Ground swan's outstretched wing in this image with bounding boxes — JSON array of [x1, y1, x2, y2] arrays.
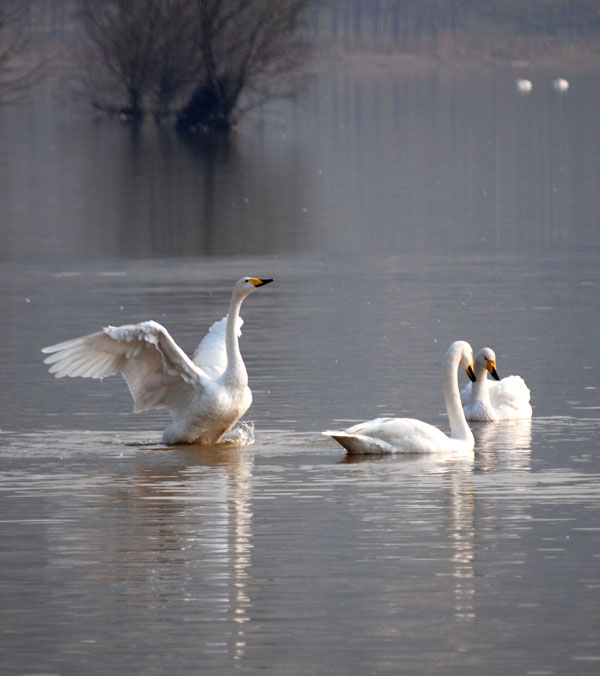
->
[[42, 320, 205, 413], [192, 314, 243, 379]]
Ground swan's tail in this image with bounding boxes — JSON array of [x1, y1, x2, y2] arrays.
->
[[322, 430, 390, 455]]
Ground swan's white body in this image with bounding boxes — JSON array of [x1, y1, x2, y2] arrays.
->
[[516, 78, 532, 93], [323, 341, 477, 454], [461, 347, 532, 422], [42, 277, 273, 444]]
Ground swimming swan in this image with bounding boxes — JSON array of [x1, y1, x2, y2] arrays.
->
[[323, 341, 477, 454], [461, 347, 532, 422], [42, 277, 273, 444]]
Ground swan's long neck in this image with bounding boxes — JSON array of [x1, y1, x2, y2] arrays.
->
[[444, 350, 474, 443], [472, 365, 492, 406], [224, 290, 247, 385]]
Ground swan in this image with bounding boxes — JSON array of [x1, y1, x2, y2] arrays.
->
[[323, 341, 477, 454], [461, 347, 532, 422], [552, 78, 569, 92], [516, 78, 532, 93], [42, 277, 273, 444]]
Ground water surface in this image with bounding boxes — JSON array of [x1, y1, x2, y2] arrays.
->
[[1, 62, 599, 675]]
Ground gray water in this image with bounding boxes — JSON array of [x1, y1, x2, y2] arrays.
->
[[1, 62, 600, 675]]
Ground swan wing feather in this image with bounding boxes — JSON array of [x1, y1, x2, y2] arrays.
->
[[323, 430, 397, 454], [488, 375, 532, 418], [192, 315, 243, 379], [460, 382, 473, 406], [42, 320, 206, 413]]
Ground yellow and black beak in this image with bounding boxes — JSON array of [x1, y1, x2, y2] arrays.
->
[[487, 360, 500, 381], [250, 278, 274, 287], [466, 363, 476, 382]]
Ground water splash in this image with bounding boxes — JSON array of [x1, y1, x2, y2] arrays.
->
[[221, 421, 255, 447]]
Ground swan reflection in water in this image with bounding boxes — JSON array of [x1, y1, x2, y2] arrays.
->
[[440, 420, 532, 625], [446, 466, 476, 623], [340, 417, 532, 626], [342, 452, 478, 623], [448, 419, 532, 621], [474, 418, 533, 472], [111, 442, 255, 661]]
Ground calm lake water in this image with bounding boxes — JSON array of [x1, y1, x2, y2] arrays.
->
[[1, 61, 600, 675]]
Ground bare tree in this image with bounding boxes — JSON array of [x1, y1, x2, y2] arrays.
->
[[75, 0, 315, 131], [0, 0, 45, 102], [149, 2, 203, 120], [176, 0, 315, 132], [78, 0, 196, 119]]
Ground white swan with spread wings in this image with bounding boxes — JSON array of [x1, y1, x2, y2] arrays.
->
[[42, 277, 273, 444]]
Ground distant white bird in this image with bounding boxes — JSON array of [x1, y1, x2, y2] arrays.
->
[[323, 341, 477, 454], [42, 277, 273, 445], [552, 78, 569, 92], [461, 347, 532, 422], [516, 78, 532, 93]]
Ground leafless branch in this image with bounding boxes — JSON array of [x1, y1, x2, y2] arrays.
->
[[73, 0, 315, 130]]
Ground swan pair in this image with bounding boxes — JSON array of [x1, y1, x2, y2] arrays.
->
[[324, 343, 531, 455]]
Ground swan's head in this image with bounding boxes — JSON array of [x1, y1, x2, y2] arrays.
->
[[449, 341, 476, 382], [234, 277, 274, 298], [476, 347, 500, 381]]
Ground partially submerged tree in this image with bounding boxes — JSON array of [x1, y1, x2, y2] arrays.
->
[[75, 0, 315, 131], [76, 0, 198, 120], [176, 0, 315, 132]]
